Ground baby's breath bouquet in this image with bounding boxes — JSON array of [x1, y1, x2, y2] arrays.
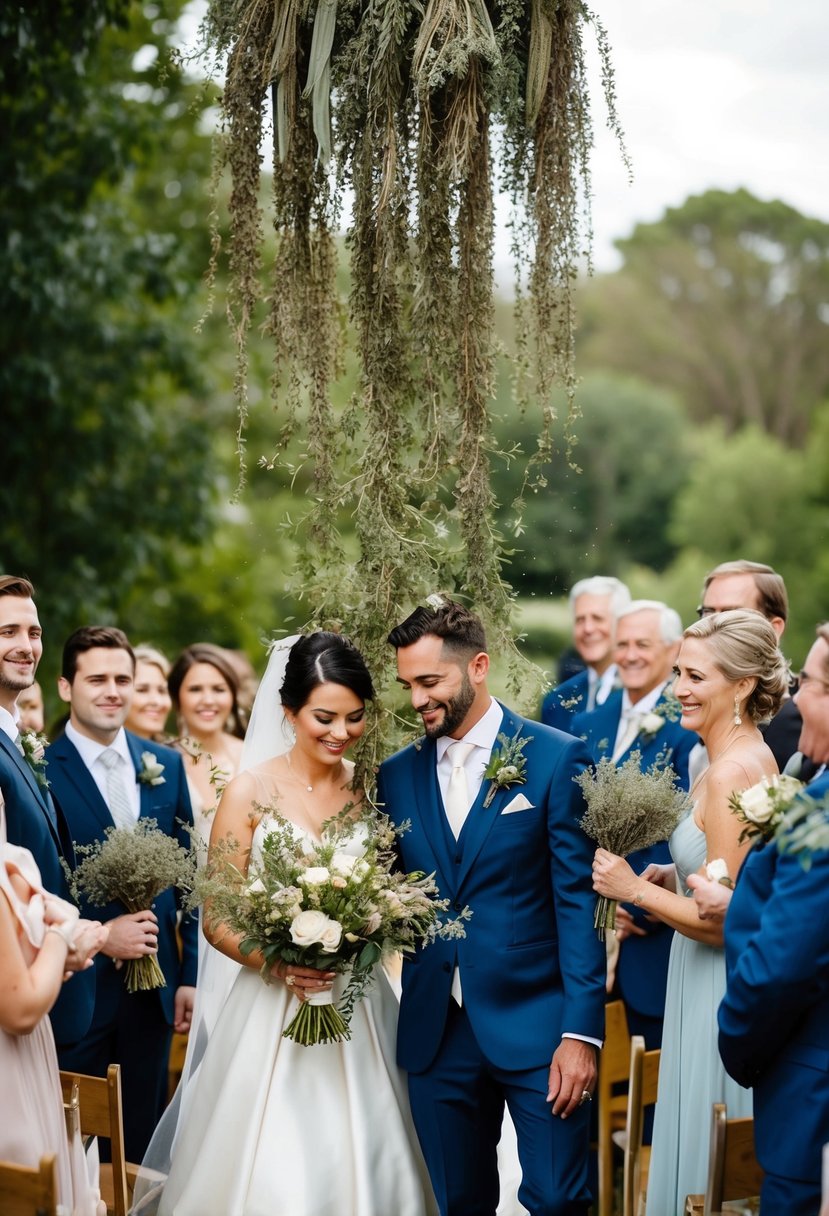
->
[[69, 819, 196, 992], [199, 811, 468, 1046], [577, 751, 692, 939]]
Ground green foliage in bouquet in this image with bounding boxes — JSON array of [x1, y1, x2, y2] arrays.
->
[[197, 810, 469, 1045], [68, 819, 196, 993], [577, 751, 691, 940]]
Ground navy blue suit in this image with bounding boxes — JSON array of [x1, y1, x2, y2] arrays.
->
[[540, 670, 590, 733], [719, 773, 829, 1216], [572, 691, 697, 1051], [378, 704, 605, 1216], [0, 729, 95, 1048], [46, 730, 197, 1160]]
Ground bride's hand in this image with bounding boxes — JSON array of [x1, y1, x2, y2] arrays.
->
[[272, 962, 336, 1002], [592, 849, 639, 902]]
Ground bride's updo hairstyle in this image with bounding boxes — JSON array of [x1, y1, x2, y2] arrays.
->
[[683, 609, 789, 724], [280, 632, 375, 712]]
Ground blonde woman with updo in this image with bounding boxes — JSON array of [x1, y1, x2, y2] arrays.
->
[[592, 610, 789, 1214], [124, 646, 172, 742]]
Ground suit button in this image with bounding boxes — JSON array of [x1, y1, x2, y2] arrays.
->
[[442, 962, 451, 973]]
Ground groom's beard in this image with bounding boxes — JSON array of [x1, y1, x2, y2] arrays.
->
[[421, 673, 475, 739]]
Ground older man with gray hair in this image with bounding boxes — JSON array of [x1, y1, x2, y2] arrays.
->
[[540, 576, 630, 732]]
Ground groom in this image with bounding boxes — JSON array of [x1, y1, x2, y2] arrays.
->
[[378, 600, 605, 1216]]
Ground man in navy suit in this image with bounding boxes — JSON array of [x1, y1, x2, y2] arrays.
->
[[572, 600, 696, 1051], [718, 621, 829, 1215], [378, 600, 605, 1216], [0, 575, 103, 1048], [540, 577, 630, 733], [47, 625, 198, 1160]]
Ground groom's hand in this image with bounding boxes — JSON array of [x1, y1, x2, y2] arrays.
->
[[547, 1039, 597, 1119]]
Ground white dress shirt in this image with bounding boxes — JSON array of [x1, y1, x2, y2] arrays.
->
[[612, 681, 668, 757], [64, 722, 140, 823], [0, 703, 20, 742], [588, 663, 619, 712]]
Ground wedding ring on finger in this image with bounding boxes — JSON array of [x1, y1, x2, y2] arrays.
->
[[579, 1090, 592, 1105]]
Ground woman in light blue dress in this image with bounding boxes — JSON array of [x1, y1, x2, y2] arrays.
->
[[592, 610, 789, 1214]]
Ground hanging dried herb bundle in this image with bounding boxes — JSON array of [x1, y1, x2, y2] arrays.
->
[[196, 0, 626, 783]]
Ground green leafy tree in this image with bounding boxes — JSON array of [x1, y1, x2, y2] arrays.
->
[[491, 374, 691, 595], [0, 0, 221, 657], [579, 189, 829, 444]]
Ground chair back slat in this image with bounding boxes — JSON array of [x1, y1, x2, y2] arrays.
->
[[59, 1064, 129, 1216], [703, 1103, 764, 1216], [620, 1036, 660, 1216], [0, 1154, 58, 1216], [598, 1000, 632, 1216]]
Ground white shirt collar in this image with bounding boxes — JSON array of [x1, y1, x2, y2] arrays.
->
[[435, 697, 504, 765], [594, 664, 619, 706], [620, 680, 668, 719], [0, 703, 21, 742], [65, 721, 133, 771]]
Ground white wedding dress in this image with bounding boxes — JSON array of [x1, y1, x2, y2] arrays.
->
[[147, 814, 436, 1216]]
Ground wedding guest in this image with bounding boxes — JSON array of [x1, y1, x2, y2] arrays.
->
[[696, 559, 799, 770], [168, 643, 245, 848], [46, 627, 197, 1161], [718, 624, 829, 1213], [124, 646, 172, 742], [0, 575, 99, 1051], [0, 792, 106, 1216], [573, 601, 696, 1053], [380, 600, 605, 1216], [540, 576, 630, 731], [16, 679, 45, 733], [592, 610, 788, 1215]]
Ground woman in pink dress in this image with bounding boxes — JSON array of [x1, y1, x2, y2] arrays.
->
[[0, 793, 107, 1215]]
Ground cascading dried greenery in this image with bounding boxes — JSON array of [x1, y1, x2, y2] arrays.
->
[[195, 0, 626, 783]]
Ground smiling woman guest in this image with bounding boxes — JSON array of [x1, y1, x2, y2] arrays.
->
[[592, 609, 789, 1215], [125, 647, 172, 742], [168, 644, 245, 849]]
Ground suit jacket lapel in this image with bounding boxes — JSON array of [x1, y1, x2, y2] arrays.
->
[[0, 729, 62, 844], [456, 704, 525, 891], [52, 736, 114, 835], [409, 738, 455, 897], [126, 732, 153, 819]]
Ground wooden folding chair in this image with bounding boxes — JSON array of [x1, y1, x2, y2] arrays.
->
[[597, 999, 632, 1216], [612, 1036, 660, 1216], [0, 1154, 58, 1216], [60, 1064, 130, 1216], [684, 1102, 764, 1216]]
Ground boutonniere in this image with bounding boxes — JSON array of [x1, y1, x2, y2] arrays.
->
[[638, 712, 665, 740], [138, 752, 166, 787], [775, 787, 829, 868], [20, 730, 49, 789], [482, 730, 532, 808]]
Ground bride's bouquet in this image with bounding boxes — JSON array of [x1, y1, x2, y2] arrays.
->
[[199, 810, 469, 1045], [576, 751, 692, 940]]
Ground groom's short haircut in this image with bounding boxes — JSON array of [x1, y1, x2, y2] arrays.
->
[[62, 625, 135, 683], [388, 600, 487, 661], [702, 560, 788, 624], [0, 575, 35, 600]]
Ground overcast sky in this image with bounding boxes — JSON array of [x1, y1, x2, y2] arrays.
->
[[581, 0, 829, 269]]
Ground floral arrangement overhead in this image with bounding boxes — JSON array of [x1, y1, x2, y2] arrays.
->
[[191, 0, 625, 779]]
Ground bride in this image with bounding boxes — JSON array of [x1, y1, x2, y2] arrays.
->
[[133, 632, 436, 1216]]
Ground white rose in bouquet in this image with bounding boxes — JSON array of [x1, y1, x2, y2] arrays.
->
[[330, 853, 358, 876], [247, 877, 266, 895], [320, 919, 344, 952], [299, 866, 331, 885], [290, 909, 334, 947]]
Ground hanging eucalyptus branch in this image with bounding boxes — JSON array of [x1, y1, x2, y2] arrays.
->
[[196, 0, 626, 782]]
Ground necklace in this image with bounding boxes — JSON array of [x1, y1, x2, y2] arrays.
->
[[287, 751, 314, 793]]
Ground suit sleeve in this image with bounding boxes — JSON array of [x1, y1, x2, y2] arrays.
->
[[545, 735, 606, 1041], [718, 841, 829, 1086]]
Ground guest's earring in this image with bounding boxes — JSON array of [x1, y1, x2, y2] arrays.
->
[[733, 696, 742, 726]]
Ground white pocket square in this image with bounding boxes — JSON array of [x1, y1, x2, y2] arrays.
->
[[501, 794, 534, 814]]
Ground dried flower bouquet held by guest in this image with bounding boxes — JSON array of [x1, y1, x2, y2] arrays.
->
[[576, 750, 691, 939], [68, 818, 196, 992], [197, 808, 469, 1045]]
